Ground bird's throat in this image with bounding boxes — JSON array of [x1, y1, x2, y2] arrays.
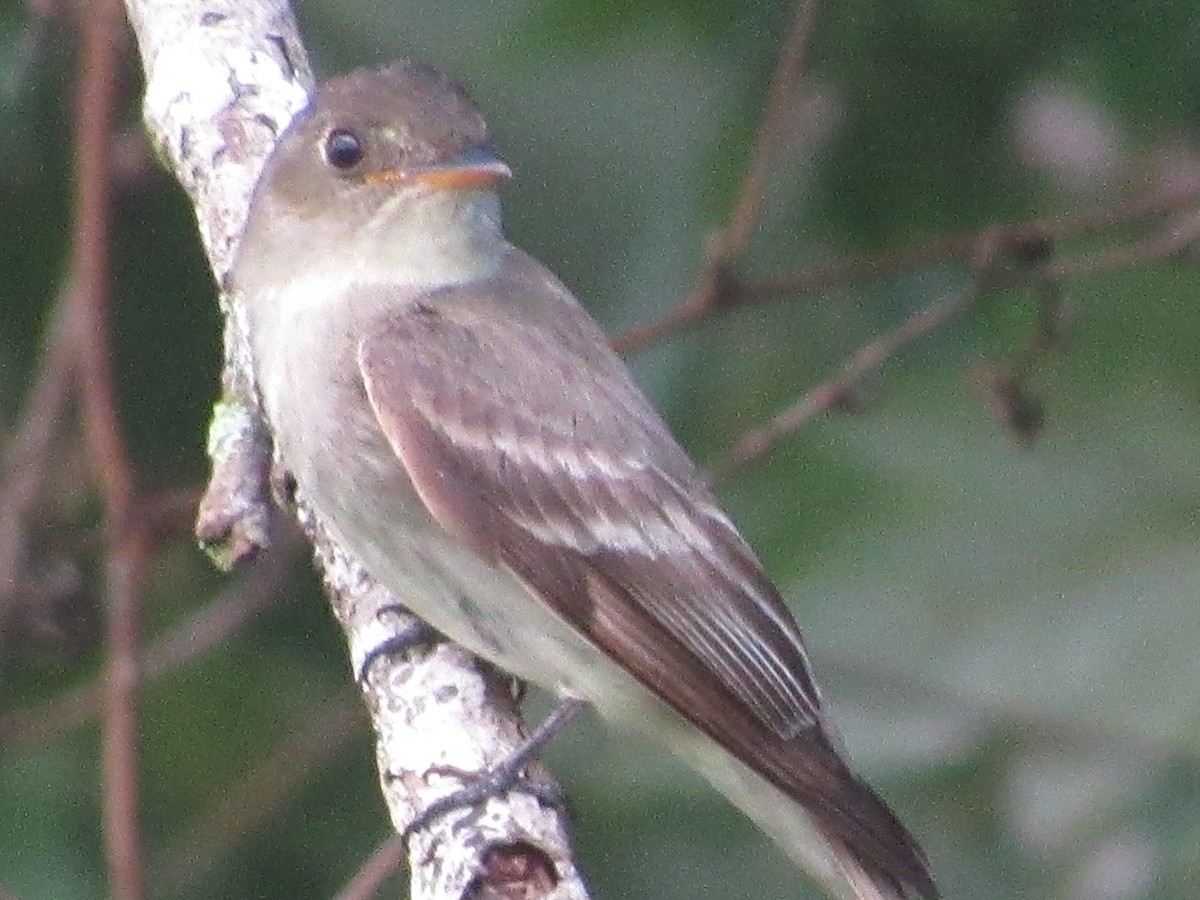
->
[[360, 189, 507, 289]]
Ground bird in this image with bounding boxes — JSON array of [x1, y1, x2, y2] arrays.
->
[[232, 60, 938, 900]]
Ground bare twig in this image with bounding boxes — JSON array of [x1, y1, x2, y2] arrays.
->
[[718, 0, 825, 263], [68, 2, 144, 898], [711, 234, 1007, 477], [615, 0, 825, 356], [0, 298, 76, 625], [1042, 206, 1200, 279], [0, 534, 297, 746], [613, 183, 1200, 354], [747, 185, 1200, 302], [988, 204, 1200, 436], [334, 834, 408, 900], [707, 186, 1200, 473], [71, 20, 132, 521]]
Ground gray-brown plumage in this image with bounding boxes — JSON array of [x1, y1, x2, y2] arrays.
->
[[234, 61, 937, 899]]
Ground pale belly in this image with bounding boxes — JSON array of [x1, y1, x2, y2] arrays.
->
[[260, 320, 651, 711]]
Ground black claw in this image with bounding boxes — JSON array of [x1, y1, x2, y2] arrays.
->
[[404, 775, 564, 843], [402, 697, 587, 844], [357, 615, 438, 683]]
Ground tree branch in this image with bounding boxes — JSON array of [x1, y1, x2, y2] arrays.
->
[[122, 1, 587, 897], [69, 2, 144, 896], [615, 0, 826, 356], [613, 181, 1200, 355], [717, 0, 824, 263]]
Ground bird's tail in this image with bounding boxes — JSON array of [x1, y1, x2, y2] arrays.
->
[[830, 842, 934, 900], [676, 730, 938, 899]]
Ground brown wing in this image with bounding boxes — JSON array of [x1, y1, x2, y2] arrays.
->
[[357, 250, 935, 897]]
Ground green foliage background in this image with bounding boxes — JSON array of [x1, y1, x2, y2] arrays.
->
[[2, 1, 1199, 898]]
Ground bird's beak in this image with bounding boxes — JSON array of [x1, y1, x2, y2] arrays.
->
[[366, 147, 512, 191]]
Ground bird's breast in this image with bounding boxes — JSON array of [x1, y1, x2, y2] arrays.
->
[[244, 276, 605, 697]]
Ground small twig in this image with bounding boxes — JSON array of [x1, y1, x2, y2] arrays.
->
[[975, 204, 1200, 441], [150, 696, 366, 898], [71, 16, 133, 522], [613, 183, 1200, 354], [69, 3, 144, 899], [0, 535, 297, 747], [703, 179, 1200, 471], [630, 183, 1200, 472], [0, 297, 76, 622], [969, 239, 1061, 441], [711, 234, 1006, 478], [1041, 206, 1200, 279], [333, 834, 408, 900], [718, 0, 824, 263], [743, 187, 1197, 301], [615, 0, 825, 356]]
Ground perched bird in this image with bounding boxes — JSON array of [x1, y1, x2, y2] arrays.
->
[[233, 61, 937, 899]]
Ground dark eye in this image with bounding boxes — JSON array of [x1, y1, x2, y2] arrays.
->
[[324, 128, 365, 169]]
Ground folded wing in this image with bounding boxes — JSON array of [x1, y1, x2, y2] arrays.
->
[[356, 249, 935, 897]]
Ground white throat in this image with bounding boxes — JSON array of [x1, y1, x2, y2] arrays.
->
[[355, 188, 507, 289], [238, 186, 509, 417]]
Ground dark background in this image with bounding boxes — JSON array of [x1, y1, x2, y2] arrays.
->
[[2, 1, 1199, 898]]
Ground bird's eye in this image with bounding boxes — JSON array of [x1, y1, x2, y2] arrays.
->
[[324, 128, 365, 169]]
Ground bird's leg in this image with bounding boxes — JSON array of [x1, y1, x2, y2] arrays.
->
[[403, 696, 588, 842]]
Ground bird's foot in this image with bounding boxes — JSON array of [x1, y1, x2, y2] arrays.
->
[[356, 611, 438, 683], [403, 697, 587, 842]]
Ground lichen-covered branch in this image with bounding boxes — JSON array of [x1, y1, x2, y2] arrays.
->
[[121, 2, 587, 896]]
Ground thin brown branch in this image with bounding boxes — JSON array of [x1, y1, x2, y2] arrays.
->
[[69, 4, 142, 897], [151, 696, 366, 898], [742, 185, 1200, 301], [0, 297, 76, 620], [1041, 206, 1200, 279], [71, 21, 133, 522], [971, 204, 1200, 441], [719, 0, 824, 262], [615, 0, 824, 357], [711, 235, 1005, 478], [707, 188, 1200, 473], [0, 535, 297, 746], [98, 546, 146, 900], [613, 183, 1200, 354], [334, 834, 407, 900]]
